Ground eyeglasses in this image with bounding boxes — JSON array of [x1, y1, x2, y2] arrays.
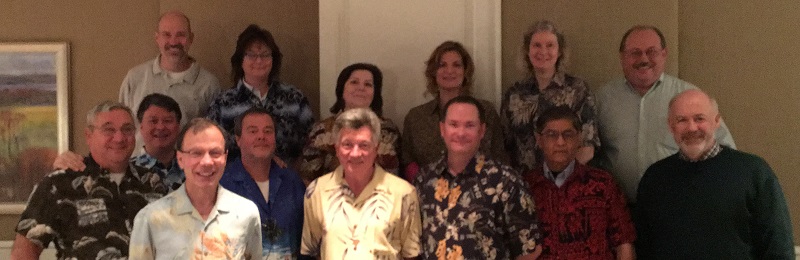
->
[[178, 148, 227, 159], [244, 52, 272, 61], [541, 130, 579, 141], [89, 125, 136, 137], [623, 47, 662, 59], [339, 141, 374, 151]]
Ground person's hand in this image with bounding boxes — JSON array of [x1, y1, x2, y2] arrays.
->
[[52, 151, 86, 171]]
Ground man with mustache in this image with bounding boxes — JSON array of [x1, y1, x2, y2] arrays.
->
[[119, 11, 220, 142], [219, 107, 305, 259], [635, 89, 794, 258], [594, 25, 735, 205]]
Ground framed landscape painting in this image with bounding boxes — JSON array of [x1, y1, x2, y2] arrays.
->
[[0, 42, 69, 213]]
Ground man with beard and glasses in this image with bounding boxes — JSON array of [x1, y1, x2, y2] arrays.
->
[[594, 25, 735, 205], [119, 10, 220, 150], [635, 89, 794, 259]]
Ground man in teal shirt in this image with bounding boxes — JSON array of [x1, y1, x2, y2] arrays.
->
[[595, 25, 735, 203]]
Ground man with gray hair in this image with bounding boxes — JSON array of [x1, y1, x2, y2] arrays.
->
[[302, 108, 421, 259], [595, 25, 736, 203], [635, 89, 793, 258], [12, 101, 167, 259]]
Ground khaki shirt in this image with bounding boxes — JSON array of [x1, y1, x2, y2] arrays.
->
[[301, 165, 421, 259]]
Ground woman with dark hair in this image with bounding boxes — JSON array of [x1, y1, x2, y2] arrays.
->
[[501, 20, 599, 174], [401, 41, 507, 178], [207, 24, 313, 162], [297, 63, 401, 184]]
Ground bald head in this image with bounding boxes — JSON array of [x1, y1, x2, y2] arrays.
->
[[158, 11, 192, 33], [668, 89, 722, 160], [668, 89, 719, 115], [155, 11, 194, 66]]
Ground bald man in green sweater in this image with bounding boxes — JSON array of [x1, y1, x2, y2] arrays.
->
[[635, 89, 794, 259]]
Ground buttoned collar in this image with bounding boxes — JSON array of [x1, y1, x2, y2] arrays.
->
[[151, 55, 200, 84]]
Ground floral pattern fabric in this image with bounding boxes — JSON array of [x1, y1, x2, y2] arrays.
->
[[501, 73, 600, 174], [298, 115, 401, 183], [413, 153, 542, 259], [523, 162, 635, 259], [131, 152, 184, 192], [129, 185, 262, 259], [301, 165, 421, 259], [207, 80, 314, 161], [16, 156, 167, 259]]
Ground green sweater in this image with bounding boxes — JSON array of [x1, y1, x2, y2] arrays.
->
[[635, 147, 794, 259]]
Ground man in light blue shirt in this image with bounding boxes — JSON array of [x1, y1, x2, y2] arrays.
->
[[129, 118, 262, 259], [595, 25, 735, 203]]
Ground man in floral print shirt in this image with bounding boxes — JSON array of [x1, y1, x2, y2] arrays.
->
[[414, 96, 542, 260], [12, 101, 168, 259]]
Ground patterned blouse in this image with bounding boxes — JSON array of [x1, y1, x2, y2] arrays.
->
[[501, 72, 600, 174], [301, 165, 421, 259], [16, 156, 166, 259], [298, 115, 401, 183], [207, 80, 314, 161], [413, 153, 541, 259], [523, 162, 635, 259]]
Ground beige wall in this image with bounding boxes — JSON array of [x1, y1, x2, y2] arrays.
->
[[503, 0, 800, 241], [2, 0, 798, 246], [0, 1, 318, 240]]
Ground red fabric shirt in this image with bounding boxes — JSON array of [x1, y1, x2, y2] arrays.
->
[[523, 162, 635, 259]]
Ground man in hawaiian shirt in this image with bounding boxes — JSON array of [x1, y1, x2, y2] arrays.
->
[[54, 93, 186, 191], [129, 118, 262, 259], [414, 95, 542, 260], [522, 106, 635, 259], [12, 101, 167, 259]]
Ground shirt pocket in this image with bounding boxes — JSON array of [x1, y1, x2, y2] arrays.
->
[[75, 198, 109, 227]]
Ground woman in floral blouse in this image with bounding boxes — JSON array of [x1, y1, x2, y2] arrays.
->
[[298, 63, 401, 184], [501, 20, 600, 174]]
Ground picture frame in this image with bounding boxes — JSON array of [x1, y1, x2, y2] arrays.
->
[[0, 42, 69, 214]]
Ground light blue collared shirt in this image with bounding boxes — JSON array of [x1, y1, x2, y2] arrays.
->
[[543, 160, 576, 188], [596, 73, 736, 202]]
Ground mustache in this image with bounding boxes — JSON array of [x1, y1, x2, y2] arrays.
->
[[680, 130, 705, 141], [165, 44, 184, 51], [633, 62, 652, 69]]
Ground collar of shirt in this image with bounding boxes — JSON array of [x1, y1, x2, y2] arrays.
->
[[85, 153, 144, 181], [172, 184, 231, 218], [151, 55, 200, 84], [241, 79, 269, 101], [626, 73, 665, 95], [542, 160, 576, 187], [325, 164, 390, 203], [432, 152, 485, 180], [679, 141, 722, 162]]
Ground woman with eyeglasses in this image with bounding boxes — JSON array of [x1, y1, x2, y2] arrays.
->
[[297, 63, 402, 184], [207, 24, 314, 163], [500, 20, 600, 175]]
